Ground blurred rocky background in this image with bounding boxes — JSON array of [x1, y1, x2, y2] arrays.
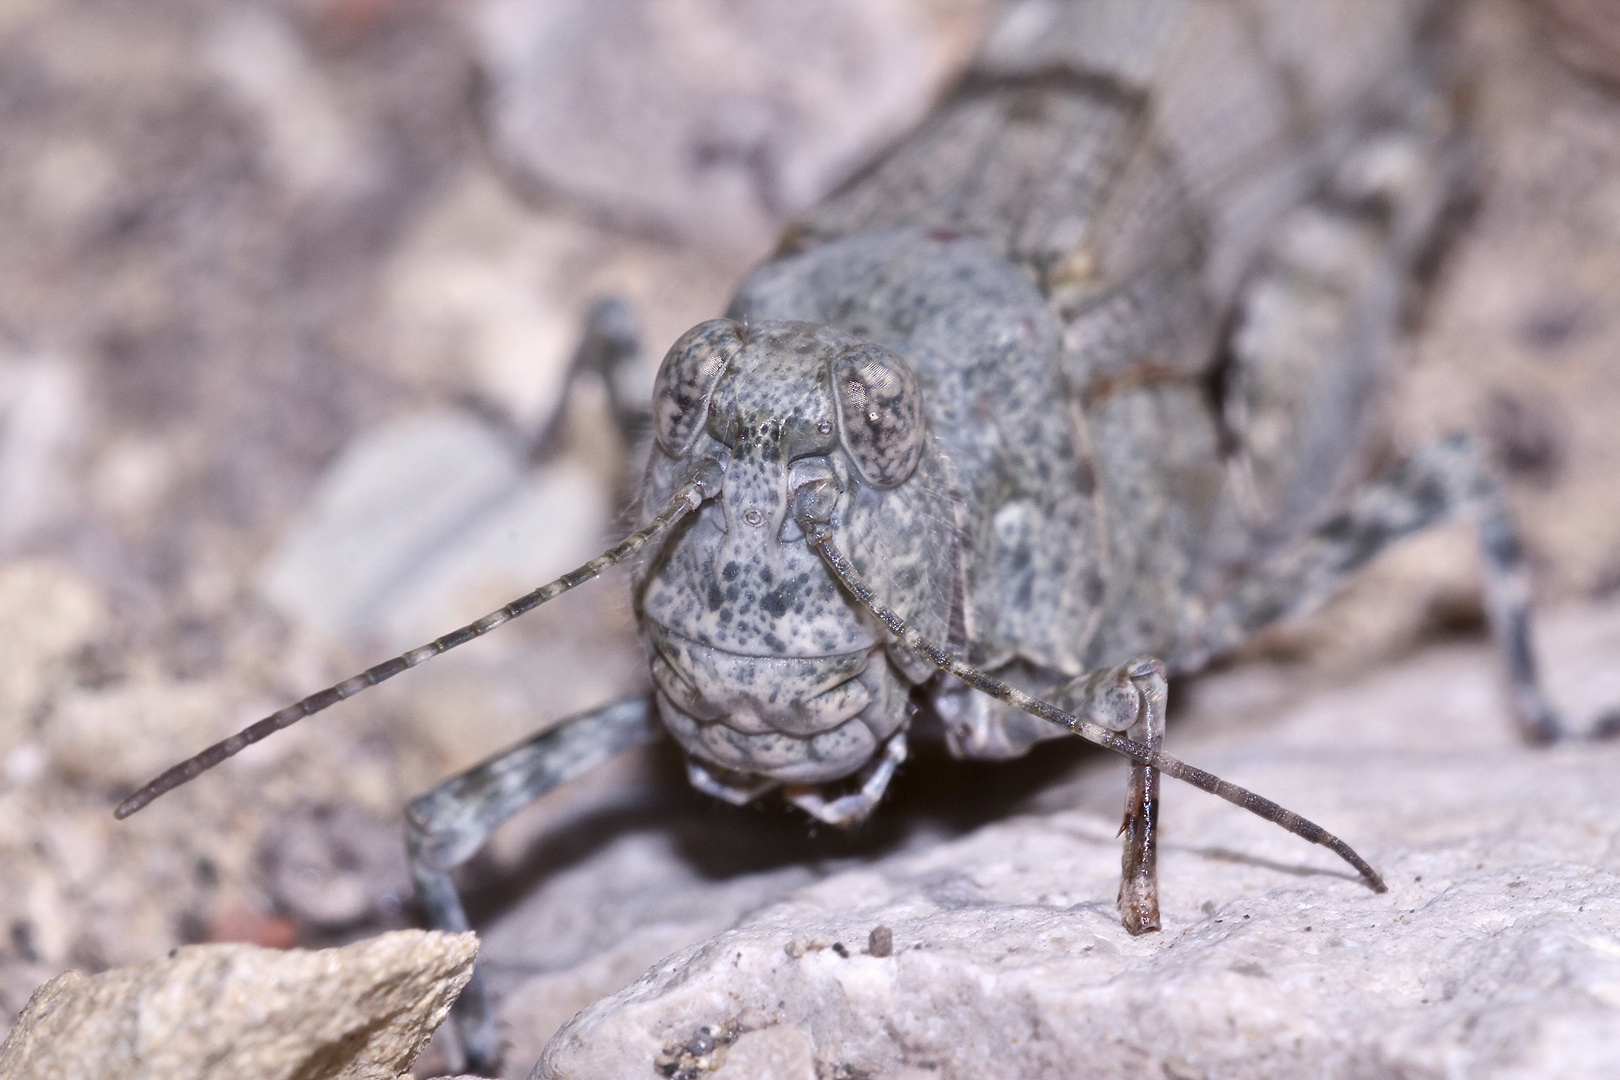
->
[[0, 0, 1617, 1077]]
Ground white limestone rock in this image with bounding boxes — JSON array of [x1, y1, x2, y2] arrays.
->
[[510, 602, 1620, 1079]]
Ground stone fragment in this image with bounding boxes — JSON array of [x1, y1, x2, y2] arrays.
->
[[203, 6, 377, 202], [250, 406, 637, 770], [43, 675, 246, 788], [0, 929, 477, 1080]]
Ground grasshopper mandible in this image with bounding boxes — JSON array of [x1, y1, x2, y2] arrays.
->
[[117, 0, 1570, 1072]]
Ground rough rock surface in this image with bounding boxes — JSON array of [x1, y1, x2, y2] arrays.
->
[[529, 603, 1620, 1080], [0, 929, 477, 1080]]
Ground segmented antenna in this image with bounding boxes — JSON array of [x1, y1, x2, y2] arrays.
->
[[802, 519, 1387, 894], [114, 459, 724, 820]]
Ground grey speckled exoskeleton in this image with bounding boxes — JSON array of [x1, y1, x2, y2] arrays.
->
[[115, 0, 1588, 1073]]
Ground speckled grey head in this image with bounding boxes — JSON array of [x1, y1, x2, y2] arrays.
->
[[634, 320, 956, 787]]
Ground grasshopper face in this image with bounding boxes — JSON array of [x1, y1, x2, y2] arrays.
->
[[635, 319, 955, 787]]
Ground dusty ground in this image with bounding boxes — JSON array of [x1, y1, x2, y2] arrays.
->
[[0, 0, 1618, 1076]]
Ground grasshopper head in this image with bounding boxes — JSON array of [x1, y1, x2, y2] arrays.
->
[[634, 319, 955, 787]]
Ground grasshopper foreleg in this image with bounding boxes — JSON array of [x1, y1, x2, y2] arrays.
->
[[783, 730, 910, 826], [405, 695, 659, 1075]]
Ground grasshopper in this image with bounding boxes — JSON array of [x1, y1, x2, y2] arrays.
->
[[117, 0, 1573, 1072]]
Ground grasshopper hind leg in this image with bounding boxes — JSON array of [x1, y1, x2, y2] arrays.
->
[[1193, 97, 1568, 740], [1186, 435, 1563, 744], [404, 695, 659, 1075]]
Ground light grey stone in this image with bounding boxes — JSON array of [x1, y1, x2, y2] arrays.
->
[[202, 6, 378, 203], [249, 406, 634, 772], [257, 410, 609, 650], [258, 411, 525, 644], [708, 1025, 816, 1080], [0, 356, 86, 552], [510, 601, 1620, 1079]]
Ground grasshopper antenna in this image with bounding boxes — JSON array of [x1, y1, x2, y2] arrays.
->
[[799, 510, 1387, 895], [115, 458, 725, 820]]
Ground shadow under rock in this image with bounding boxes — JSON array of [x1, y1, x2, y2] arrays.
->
[[452, 731, 1105, 930]]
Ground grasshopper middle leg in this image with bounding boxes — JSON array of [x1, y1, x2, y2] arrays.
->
[[405, 695, 659, 1075]]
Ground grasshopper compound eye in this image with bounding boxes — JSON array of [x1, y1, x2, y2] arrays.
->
[[652, 319, 744, 456], [831, 343, 925, 488]]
